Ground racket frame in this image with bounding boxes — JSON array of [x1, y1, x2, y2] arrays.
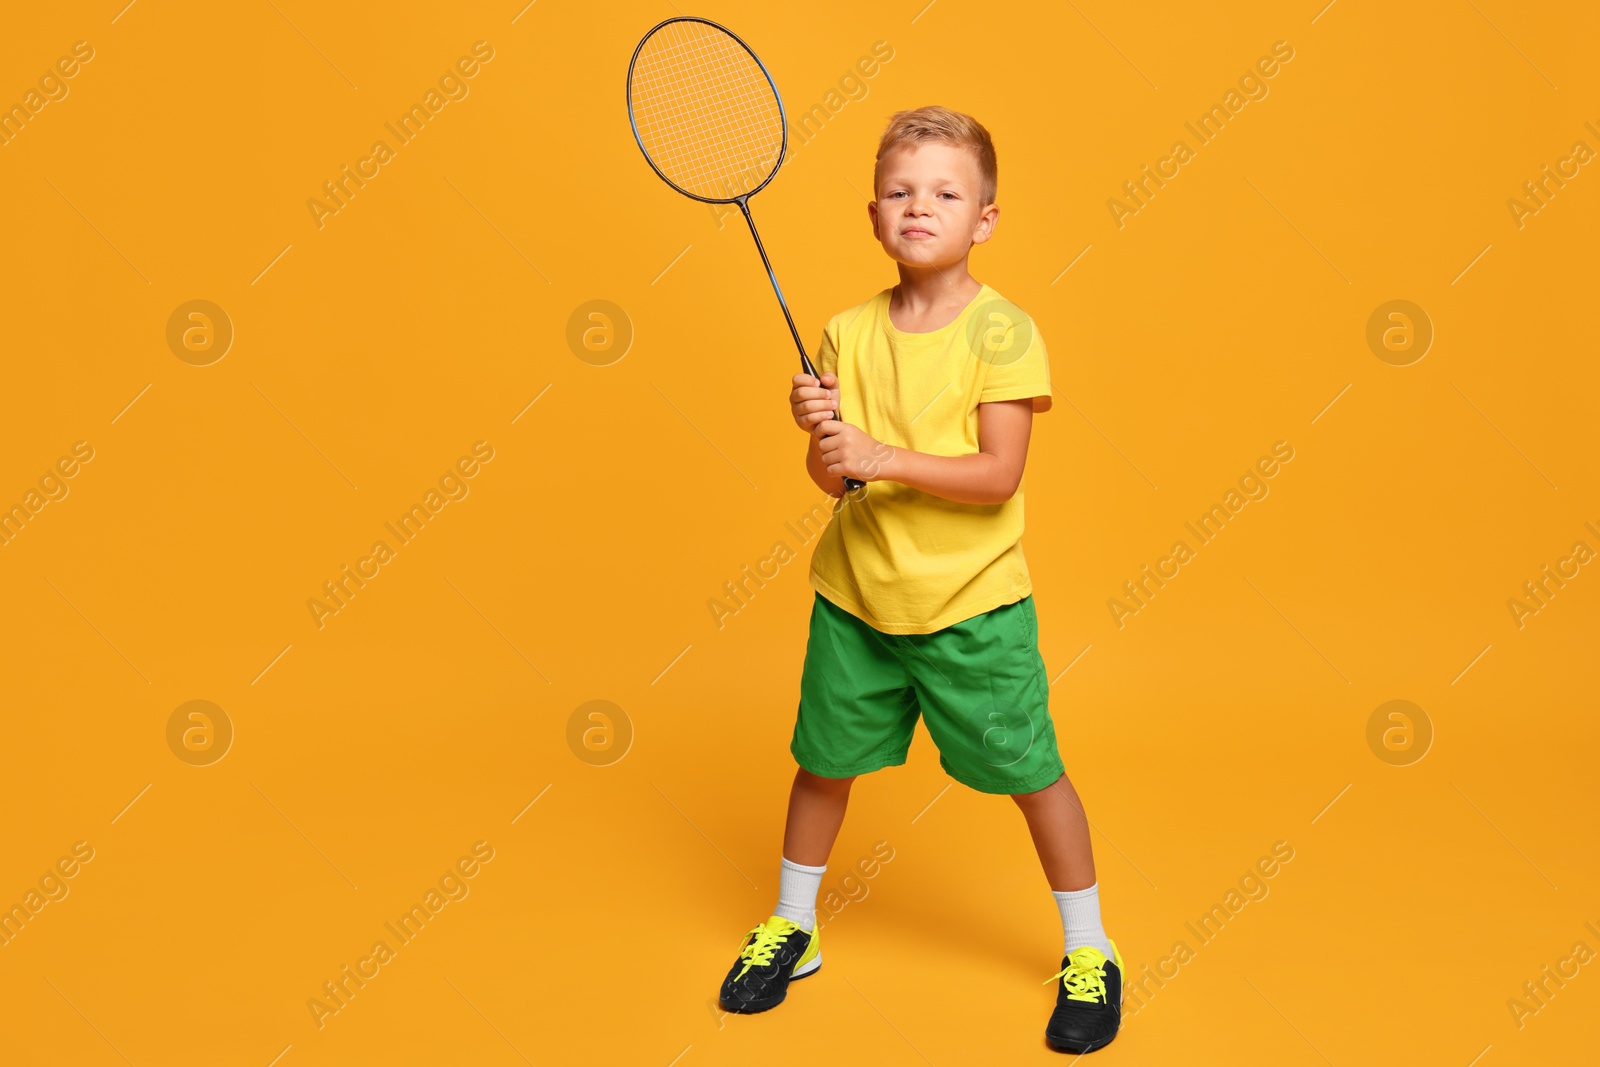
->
[[626, 16, 863, 491], [626, 17, 787, 208]]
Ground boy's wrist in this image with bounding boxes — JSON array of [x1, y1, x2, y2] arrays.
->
[[867, 440, 899, 484]]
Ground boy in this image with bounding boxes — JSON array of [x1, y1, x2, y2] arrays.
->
[[715, 107, 1124, 1054]]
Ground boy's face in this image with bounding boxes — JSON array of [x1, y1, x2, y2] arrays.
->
[[868, 142, 998, 269]]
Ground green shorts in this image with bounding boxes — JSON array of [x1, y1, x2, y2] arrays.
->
[[791, 591, 1066, 795]]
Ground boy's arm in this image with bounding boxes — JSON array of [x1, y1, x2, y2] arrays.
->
[[817, 398, 1034, 506]]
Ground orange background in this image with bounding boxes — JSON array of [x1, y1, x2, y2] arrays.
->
[[1, 1, 1596, 1064]]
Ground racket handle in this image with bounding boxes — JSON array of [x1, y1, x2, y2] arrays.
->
[[800, 357, 864, 492], [822, 405, 865, 493]]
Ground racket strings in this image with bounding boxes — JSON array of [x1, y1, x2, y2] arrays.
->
[[629, 20, 783, 200], [635, 25, 772, 189], [633, 25, 774, 195]]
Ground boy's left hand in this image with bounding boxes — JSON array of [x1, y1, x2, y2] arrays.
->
[[817, 420, 894, 483]]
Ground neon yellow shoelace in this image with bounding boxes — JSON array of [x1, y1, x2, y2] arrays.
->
[[1042, 947, 1109, 1003], [734, 918, 799, 980]]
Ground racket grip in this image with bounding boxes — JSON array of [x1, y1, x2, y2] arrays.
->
[[822, 406, 865, 492], [802, 358, 863, 492]]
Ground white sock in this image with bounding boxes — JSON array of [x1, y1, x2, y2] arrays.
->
[[1053, 882, 1114, 960], [773, 856, 827, 932]]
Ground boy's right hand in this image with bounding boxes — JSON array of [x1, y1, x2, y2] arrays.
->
[[790, 372, 841, 433]]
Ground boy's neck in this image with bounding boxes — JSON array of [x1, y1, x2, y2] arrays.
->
[[891, 260, 981, 315]]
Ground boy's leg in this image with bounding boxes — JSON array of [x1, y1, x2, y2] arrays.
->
[[900, 595, 1122, 1050], [772, 768, 855, 929], [1010, 771, 1095, 891], [782, 767, 856, 867], [1025, 773, 1123, 1055], [779, 590, 917, 925], [1011, 772, 1114, 960], [720, 767, 854, 1013], [720, 595, 912, 1014]]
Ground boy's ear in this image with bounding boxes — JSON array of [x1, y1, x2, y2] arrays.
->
[[866, 199, 880, 239], [971, 203, 1000, 245]]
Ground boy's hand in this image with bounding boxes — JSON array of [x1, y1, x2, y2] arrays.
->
[[790, 372, 841, 433], [817, 420, 893, 483]]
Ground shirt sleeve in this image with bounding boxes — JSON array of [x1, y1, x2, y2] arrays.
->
[[978, 318, 1053, 413]]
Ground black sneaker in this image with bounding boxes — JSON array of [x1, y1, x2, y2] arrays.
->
[[1042, 940, 1124, 1054], [718, 914, 822, 1014]]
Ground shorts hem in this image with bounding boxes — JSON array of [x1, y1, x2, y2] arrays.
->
[[941, 756, 1065, 796], [792, 745, 910, 779]]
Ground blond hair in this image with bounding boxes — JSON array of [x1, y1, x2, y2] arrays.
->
[[872, 105, 997, 205]]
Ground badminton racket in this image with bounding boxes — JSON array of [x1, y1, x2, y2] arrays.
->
[[626, 16, 864, 491]]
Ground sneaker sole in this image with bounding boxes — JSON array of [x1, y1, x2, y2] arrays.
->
[[720, 953, 823, 1014], [1045, 1031, 1118, 1055]]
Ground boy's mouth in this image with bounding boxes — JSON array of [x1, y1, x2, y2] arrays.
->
[[901, 227, 935, 238]]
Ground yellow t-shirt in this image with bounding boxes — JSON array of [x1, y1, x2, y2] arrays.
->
[[808, 283, 1053, 634]]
